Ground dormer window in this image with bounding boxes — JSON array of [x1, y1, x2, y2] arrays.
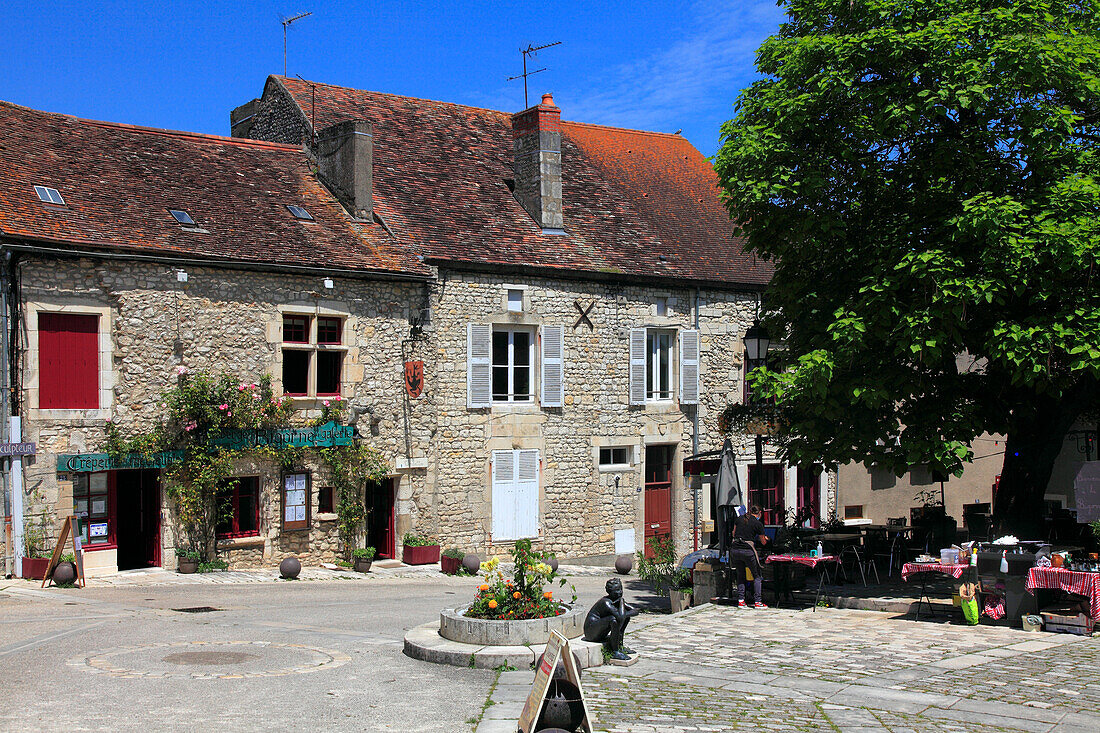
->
[[34, 186, 64, 205], [287, 205, 314, 221], [168, 209, 195, 226]]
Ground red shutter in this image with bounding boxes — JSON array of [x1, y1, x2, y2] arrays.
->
[[39, 313, 99, 409]]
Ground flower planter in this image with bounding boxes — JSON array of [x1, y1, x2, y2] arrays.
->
[[177, 559, 198, 574], [440, 555, 462, 575], [440, 604, 584, 646], [669, 589, 692, 613], [354, 559, 373, 573], [21, 557, 50, 580], [402, 544, 440, 566]]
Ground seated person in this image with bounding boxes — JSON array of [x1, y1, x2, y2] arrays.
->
[[729, 504, 769, 609], [583, 577, 639, 660]]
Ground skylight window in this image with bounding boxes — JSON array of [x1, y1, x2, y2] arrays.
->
[[286, 205, 314, 221], [168, 209, 195, 226], [34, 186, 64, 205]]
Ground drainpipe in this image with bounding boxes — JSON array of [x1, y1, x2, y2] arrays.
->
[[691, 288, 700, 551], [0, 250, 9, 576]]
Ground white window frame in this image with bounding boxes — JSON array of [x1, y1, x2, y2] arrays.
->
[[646, 329, 674, 402], [598, 446, 631, 470], [491, 326, 535, 403]]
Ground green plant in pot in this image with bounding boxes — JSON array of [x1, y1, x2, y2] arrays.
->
[[352, 546, 376, 573], [401, 532, 440, 565], [441, 548, 464, 575], [176, 548, 201, 574], [637, 534, 693, 613]]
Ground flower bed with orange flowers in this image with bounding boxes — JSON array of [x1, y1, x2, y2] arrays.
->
[[464, 539, 576, 621]]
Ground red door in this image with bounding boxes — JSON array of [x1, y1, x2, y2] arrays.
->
[[366, 478, 396, 559], [796, 467, 820, 529], [748, 464, 784, 526], [644, 446, 674, 558]]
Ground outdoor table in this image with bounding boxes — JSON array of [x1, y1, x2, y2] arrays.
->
[[901, 562, 971, 620], [766, 554, 840, 610], [1025, 567, 1100, 620]]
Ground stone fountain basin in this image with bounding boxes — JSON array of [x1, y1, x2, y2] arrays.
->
[[440, 603, 584, 646]]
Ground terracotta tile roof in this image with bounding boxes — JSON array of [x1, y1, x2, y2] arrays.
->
[[274, 76, 771, 287], [0, 100, 429, 278]]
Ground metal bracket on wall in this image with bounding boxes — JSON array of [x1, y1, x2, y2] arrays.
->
[[573, 299, 595, 330]]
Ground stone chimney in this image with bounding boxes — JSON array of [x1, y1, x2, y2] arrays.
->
[[314, 120, 373, 221], [511, 92, 563, 231]]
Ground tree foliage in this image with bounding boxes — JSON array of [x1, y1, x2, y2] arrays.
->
[[715, 0, 1100, 534]]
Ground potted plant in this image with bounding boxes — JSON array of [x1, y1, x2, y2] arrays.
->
[[401, 532, 440, 565], [441, 548, 464, 575], [176, 548, 200, 574], [352, 547, 376, 573], [21, 499, 54, 580], [637, 534, 694, 612]]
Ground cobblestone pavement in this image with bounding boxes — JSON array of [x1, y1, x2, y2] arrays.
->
[[478, 605, 1100, 733]]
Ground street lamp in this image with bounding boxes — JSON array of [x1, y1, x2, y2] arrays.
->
[[743, 320, 771, 494]]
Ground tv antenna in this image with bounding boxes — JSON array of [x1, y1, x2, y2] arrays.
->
[[281, 11, 312, 77], [507, 41, 561, 108]]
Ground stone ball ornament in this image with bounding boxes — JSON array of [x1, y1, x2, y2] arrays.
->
[[279, 556, 302, 580], [614, 554, 633, 575], [460, 553, 481, 575], [547, 556, 559, 573], [52, 561, 77, 586]]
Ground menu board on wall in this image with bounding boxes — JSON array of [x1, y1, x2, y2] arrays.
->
[[1074, 462, 1100, 522], [283, 472, 309, 529]]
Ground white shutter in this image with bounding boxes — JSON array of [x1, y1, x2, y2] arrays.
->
[[679, 329, 700, 405], [540, 325, 564, 408], [491, 450, 517, 539], [515, 449, 540, 538], [467, 324, 492, 408], [629, 328, 647, 405]]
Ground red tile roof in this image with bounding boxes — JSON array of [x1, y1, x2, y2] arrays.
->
[[272, 76, 771, 288], [0, 101, 429, 278]]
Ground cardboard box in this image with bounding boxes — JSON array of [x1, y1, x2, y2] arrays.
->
[[1040, 605, 1094, 635]]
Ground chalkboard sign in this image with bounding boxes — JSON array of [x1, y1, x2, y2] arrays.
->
[[1074, 462, 1100, 522]]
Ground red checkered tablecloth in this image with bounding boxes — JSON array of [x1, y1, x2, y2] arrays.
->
[[765, 554, 838, 569], [901, 562, 970, 582], [1026, 567, 1100, 620]]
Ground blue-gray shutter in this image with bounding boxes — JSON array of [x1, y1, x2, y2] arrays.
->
[[540, 325, 564, 408], [680, 329, 700, 405], [467, 324, 492, 408]]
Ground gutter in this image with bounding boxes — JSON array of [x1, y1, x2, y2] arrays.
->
[[429, 258, 769, 293], [0, 236, 432, 283]]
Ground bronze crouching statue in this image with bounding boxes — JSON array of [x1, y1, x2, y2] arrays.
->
[[583, 577, 639, 660]]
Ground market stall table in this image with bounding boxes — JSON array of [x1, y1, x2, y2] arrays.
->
[[766, 554, 840, 610], [901, 562, 971, 620], [1025, 567, 1100, 620]]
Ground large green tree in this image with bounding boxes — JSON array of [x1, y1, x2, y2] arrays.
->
[[715, 0, 1100, 536]]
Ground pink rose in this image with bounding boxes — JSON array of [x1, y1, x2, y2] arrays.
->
[[176, 366, 189, 376], [218, 403, 228, 410], [322, 400, 330, 407]]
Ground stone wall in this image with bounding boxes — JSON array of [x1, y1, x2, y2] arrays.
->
[[19, 255, 432, 570], [425, 270, 763, 559], [232, 78, 310, 144]]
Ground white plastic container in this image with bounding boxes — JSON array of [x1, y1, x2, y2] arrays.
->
[[940, 548, 959, 565]]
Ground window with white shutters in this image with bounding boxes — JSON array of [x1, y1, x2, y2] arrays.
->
[[646, 329, 674, 401], [540, 325, 564, 407], [491, 449, 540, 540], [679, 329, 700, 405], [629, 328, 647, 405], [467, 324, 492, 408], [491, 327, 534, 403]]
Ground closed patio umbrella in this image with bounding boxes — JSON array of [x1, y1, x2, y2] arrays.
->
[[714, 438, 742, 561]]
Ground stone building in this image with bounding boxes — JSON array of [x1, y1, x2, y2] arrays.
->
[[232, 76, 833, 559], [1, 76, 838, 576]]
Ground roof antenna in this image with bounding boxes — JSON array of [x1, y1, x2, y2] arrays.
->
[[507, 41, 561, 108], [281, 11, 312, 77]]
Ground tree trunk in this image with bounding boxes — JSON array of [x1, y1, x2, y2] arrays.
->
[[993, 395, 1084, 538]]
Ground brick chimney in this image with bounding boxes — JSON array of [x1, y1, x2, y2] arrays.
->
[[511, 92, 563, 231], [314, 120, 373, 221]]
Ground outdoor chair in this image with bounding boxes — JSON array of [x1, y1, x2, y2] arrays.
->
[[965, 512, 991, 542]]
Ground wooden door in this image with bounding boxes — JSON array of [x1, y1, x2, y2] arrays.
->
[[644, 446, 674, 557], [747, 464, 784, 526]]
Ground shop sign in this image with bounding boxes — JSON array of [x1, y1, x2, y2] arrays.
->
[[212, 422, 354, 450], [0, 442, 36, 456], [57, 451, 184, 472], [57, 422, 354, 472]]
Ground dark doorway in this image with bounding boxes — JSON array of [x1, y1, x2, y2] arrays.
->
[[366, 478, 396, 560], [115, 469, 160, 570], [644, 445, 674, 558]]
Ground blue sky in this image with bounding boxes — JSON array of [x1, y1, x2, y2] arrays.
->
[[3, 1, 785, 156]]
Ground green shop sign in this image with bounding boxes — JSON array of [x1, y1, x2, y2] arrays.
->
[[57, 422, 355, 473]]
